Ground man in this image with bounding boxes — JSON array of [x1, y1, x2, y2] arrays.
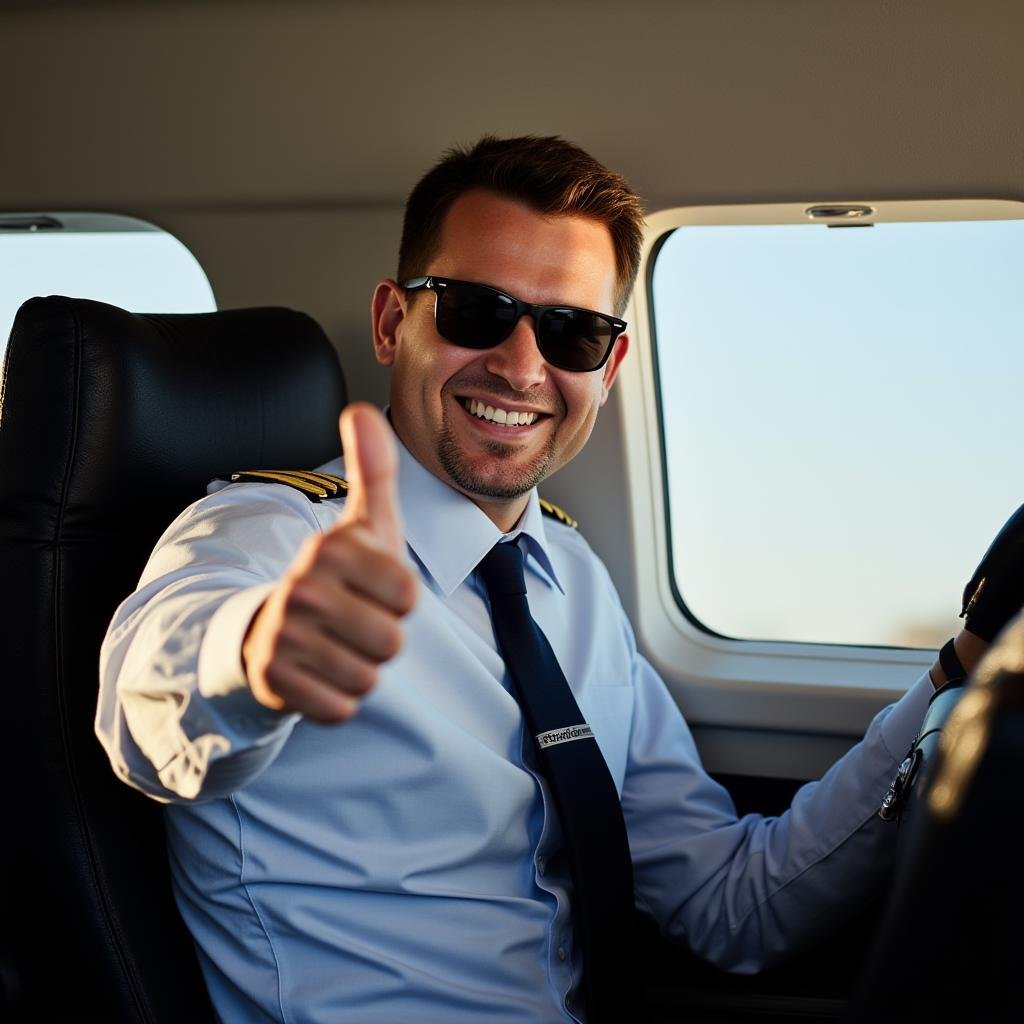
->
[[97, 136, 994, 1023]]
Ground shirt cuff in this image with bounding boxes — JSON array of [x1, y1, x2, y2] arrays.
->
[[196, 582, 290, 728], [878, 671, 935, 762]]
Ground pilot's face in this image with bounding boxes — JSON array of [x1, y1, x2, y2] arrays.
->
[[372, 188, 629, 527]]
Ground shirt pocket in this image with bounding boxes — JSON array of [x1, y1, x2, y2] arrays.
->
[[579, 686, 635, 795]]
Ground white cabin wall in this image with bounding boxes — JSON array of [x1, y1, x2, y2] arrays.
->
[[151, 206, 403, 410]]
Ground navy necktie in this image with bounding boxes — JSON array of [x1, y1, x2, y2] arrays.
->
[[476, 541, 636, 1022]]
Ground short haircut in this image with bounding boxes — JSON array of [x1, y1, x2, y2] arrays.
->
[[398, 135, 645, 315]]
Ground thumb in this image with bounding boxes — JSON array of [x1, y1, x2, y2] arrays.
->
[[338, 403, 404, 555]]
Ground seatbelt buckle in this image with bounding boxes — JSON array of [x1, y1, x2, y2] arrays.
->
[[878, 748, 922, 822]]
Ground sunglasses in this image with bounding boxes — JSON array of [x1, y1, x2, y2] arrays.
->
[[402, 276, 626, 372]]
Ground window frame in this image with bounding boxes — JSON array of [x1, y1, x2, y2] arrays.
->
[[617, 199, 1024, 774], [0, 211, 216, 362]]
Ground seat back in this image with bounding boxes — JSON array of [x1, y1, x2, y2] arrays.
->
[[0, 296, 347, 1022]]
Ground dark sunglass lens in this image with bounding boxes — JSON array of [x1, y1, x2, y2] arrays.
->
[[539, 310, 612, 371], [436, 283, 516, 349]]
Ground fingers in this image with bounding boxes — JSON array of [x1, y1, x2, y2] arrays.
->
[[285, 565, 407, 664], [338, 402, 405, 556], [243, 569, 409, 722], [262, 611, 395, 723], [242, 406, 418, 722], [255, 660, 363, 724], [292, 527, 417, 617]]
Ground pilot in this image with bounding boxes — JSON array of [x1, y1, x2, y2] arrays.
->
[[96, 135, 1016, 1024]]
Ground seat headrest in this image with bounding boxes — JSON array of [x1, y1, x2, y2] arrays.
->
[[0, 295, 347, 540]]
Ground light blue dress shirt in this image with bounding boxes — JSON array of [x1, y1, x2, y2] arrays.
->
[[97, 437, 933, 1023]]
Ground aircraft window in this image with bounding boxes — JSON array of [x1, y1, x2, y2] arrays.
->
[[645, 201, 1024, 650], [0, 213, 215, 364]]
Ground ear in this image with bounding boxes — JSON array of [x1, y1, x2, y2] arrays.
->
[[371, 279, 407, 367], [598, 333, 629, 405]]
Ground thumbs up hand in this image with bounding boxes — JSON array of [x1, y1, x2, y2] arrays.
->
[[242, 404, 418, 722]]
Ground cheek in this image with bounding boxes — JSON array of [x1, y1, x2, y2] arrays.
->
[[397, 339, 481, 410], [391, 347, 437, 422], [559, 376, 604, 427]]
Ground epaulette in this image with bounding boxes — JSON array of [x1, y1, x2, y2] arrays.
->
[[223, 469, 349, 502], [223, 469, 572, 523], [539, 497, 578, 530]]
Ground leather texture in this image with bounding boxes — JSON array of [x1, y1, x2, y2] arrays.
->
[[851, 612, 1024, 1020], [961, 503, 1024, 642], [0, 295, 346, 1022]]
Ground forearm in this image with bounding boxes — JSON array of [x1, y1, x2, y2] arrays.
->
[[626, 658, 933, 973], [673, 675, 933, 971]]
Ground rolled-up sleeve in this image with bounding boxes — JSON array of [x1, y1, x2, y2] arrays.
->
[[96, 485, 326, 803]]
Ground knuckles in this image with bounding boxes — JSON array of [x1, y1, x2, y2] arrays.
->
[[393, 567, 419, 615], [376, 622, 404, 662], [345, 662, 379, 697], [248, 519, 417, 720], [299, 526, 419, 615], [282, 578, 321, 616], [316, 695, 360, 725]]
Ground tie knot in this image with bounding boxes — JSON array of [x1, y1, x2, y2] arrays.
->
[[477, 541, 527, 598]]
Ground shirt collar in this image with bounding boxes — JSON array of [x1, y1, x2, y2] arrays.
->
[[393, 432, 565, 597]]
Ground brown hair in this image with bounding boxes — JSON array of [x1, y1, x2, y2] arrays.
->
[[397, 135, 644, 315]]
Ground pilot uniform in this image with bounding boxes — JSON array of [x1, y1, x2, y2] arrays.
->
[[97, 434, 934, 1024]]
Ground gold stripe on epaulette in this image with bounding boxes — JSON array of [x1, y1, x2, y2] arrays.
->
[[229, 470, 327, 499], [539, 498, 578, 529], [227, 469, 349, 502], [284, 470, 350, 497]]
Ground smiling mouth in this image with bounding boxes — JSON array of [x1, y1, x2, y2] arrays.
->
[[459, 397, 542, 427]]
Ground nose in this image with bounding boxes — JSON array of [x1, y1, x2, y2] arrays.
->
[[483, 316, 547, 391]]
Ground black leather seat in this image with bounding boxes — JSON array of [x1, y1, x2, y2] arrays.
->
[[849, 611, 1024, 1022], [0, 296, 347, 1022]]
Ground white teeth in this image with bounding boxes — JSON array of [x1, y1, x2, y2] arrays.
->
[[464, 398, 537, 426]]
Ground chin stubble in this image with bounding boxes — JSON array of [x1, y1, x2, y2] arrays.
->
[[437, 399, 558, 500]]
